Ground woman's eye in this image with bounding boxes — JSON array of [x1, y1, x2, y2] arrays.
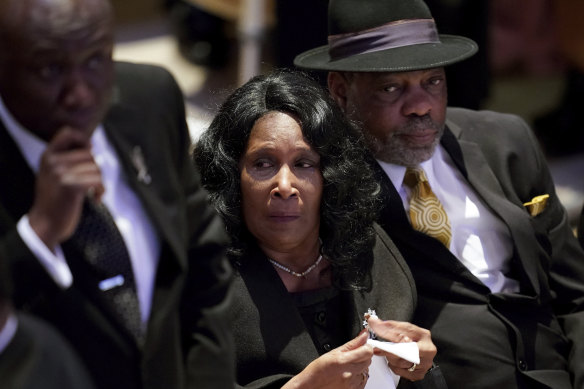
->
[[253, 160, 272, 169]]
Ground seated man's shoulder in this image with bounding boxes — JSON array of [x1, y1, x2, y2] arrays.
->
[[114, 61, 179, 94], [446, 107, 526, 128], [446, 106, 535, 147], [114, 61, 172, 79], [111, 61, 182, 111]]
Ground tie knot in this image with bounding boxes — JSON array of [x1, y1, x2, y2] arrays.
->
[[403, 167, 427, 188]]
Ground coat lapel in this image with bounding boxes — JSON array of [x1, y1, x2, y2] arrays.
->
[[443, 123, 541, 294], [102, 103, 185, 272], [0, 124, 35, 224]]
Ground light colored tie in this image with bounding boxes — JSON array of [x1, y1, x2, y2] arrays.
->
[[404, 167, 452, 248]]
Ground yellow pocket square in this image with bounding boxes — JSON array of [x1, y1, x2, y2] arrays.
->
[[523, 194, 549, 216]]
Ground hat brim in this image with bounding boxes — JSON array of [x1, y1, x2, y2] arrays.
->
[[294, 34, 478, 72]]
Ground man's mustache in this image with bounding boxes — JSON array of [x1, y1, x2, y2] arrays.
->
[[399, 115, 442, 134]]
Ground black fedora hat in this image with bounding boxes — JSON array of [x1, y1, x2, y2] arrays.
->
[[294, 0, 478, 72]]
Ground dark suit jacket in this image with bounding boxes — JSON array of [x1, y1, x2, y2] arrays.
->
[[373, 107, 584, 389], [230, 223, 419, 388], [578, 204, 584, 250], [0, 62, 232, 389], [0, 313, 96, 389]]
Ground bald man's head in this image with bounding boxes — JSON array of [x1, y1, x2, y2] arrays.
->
[[0, 0, 113, 48], [0, 0, 115, 140]]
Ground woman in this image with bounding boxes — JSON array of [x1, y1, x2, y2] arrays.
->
[[195, 70, 436, 388]]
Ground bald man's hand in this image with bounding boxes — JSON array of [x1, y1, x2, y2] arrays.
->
[[28, 128, 104, 251]]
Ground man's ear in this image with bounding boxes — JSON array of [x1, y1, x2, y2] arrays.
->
[[327, 72, 348, 112]]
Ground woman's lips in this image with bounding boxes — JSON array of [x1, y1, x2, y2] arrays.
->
[[269, 213, 300, 223]]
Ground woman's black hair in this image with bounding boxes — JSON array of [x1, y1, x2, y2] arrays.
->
[[194, 69, 380, 290]]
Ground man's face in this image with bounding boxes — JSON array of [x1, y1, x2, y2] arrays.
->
[[328, 68, 448, 166], [0, 0, 115, 141]]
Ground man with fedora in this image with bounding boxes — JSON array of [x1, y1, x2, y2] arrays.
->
[[295, 0, 584, 388]]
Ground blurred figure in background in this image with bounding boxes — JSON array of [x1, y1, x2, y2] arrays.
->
[[0, 245, 96, 389], [533, 0, 584, 157], [0, 0, 233, 388], [165, 0, 231, 67], [425, 0, 490, 110]]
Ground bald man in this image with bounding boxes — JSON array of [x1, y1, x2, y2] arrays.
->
[[0, 0, 233, 388]]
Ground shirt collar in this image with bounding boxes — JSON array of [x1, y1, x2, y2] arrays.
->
[[0, 94, 46, 173], [376, 146, 442, 190]]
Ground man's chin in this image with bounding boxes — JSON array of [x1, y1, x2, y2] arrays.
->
[[60, 118, 100, 134], [375, 144, 436, 166]]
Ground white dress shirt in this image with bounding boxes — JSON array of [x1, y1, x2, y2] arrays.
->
[[0, 96, 160, 325], [378, 146, 519, 293]]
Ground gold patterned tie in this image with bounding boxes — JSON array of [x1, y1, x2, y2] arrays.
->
[[404, 167, 452, 247]]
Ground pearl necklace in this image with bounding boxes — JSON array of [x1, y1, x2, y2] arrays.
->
[[268, 254, 323, 278]]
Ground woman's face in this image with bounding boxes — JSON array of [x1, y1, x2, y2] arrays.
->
[[240, 111, 323, 254]]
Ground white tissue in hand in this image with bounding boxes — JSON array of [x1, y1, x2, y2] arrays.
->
[[366, 339, 420, 364], [365, 355, 400, 389]]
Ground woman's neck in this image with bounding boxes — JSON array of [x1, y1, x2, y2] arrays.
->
[[274, 261, 332, 293], [260, 239, 332, 292], [260, 238, 322, 271]]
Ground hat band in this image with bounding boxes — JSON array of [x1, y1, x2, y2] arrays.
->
[[328, 19, 440, 61]]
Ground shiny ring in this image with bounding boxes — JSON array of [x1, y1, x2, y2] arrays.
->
[[361, 371, 369, 382], [408, 363, 418, 372]]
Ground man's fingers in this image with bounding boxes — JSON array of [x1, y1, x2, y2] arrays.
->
[[47, 127, 91, 152]]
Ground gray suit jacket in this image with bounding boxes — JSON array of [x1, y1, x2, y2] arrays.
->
[[374, 107, 584, 389], [0, 62, 232, 389]]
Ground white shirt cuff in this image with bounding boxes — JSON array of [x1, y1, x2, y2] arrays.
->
[[0, 313, 18, 354], [17, 215, 73, 289]]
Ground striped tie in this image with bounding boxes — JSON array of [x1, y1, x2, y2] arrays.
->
[[404, 167, 451, 248]]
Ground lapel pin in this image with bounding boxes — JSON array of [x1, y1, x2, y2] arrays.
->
[[130, 146, 152, 185]]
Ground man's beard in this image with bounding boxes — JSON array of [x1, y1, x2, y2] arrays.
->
[[364, 115, 444, 166]]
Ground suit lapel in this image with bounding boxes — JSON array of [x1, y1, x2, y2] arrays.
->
[[442, 124, 541, 294], [0, 124, 35, 223], [102, 103, 185, 271]]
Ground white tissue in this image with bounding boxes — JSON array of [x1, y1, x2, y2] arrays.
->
[[366, 339, 420, 364]]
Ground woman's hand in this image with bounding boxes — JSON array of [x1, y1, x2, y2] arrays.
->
[[367, 317, 436, 382], [284, 330, 373, 389]]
